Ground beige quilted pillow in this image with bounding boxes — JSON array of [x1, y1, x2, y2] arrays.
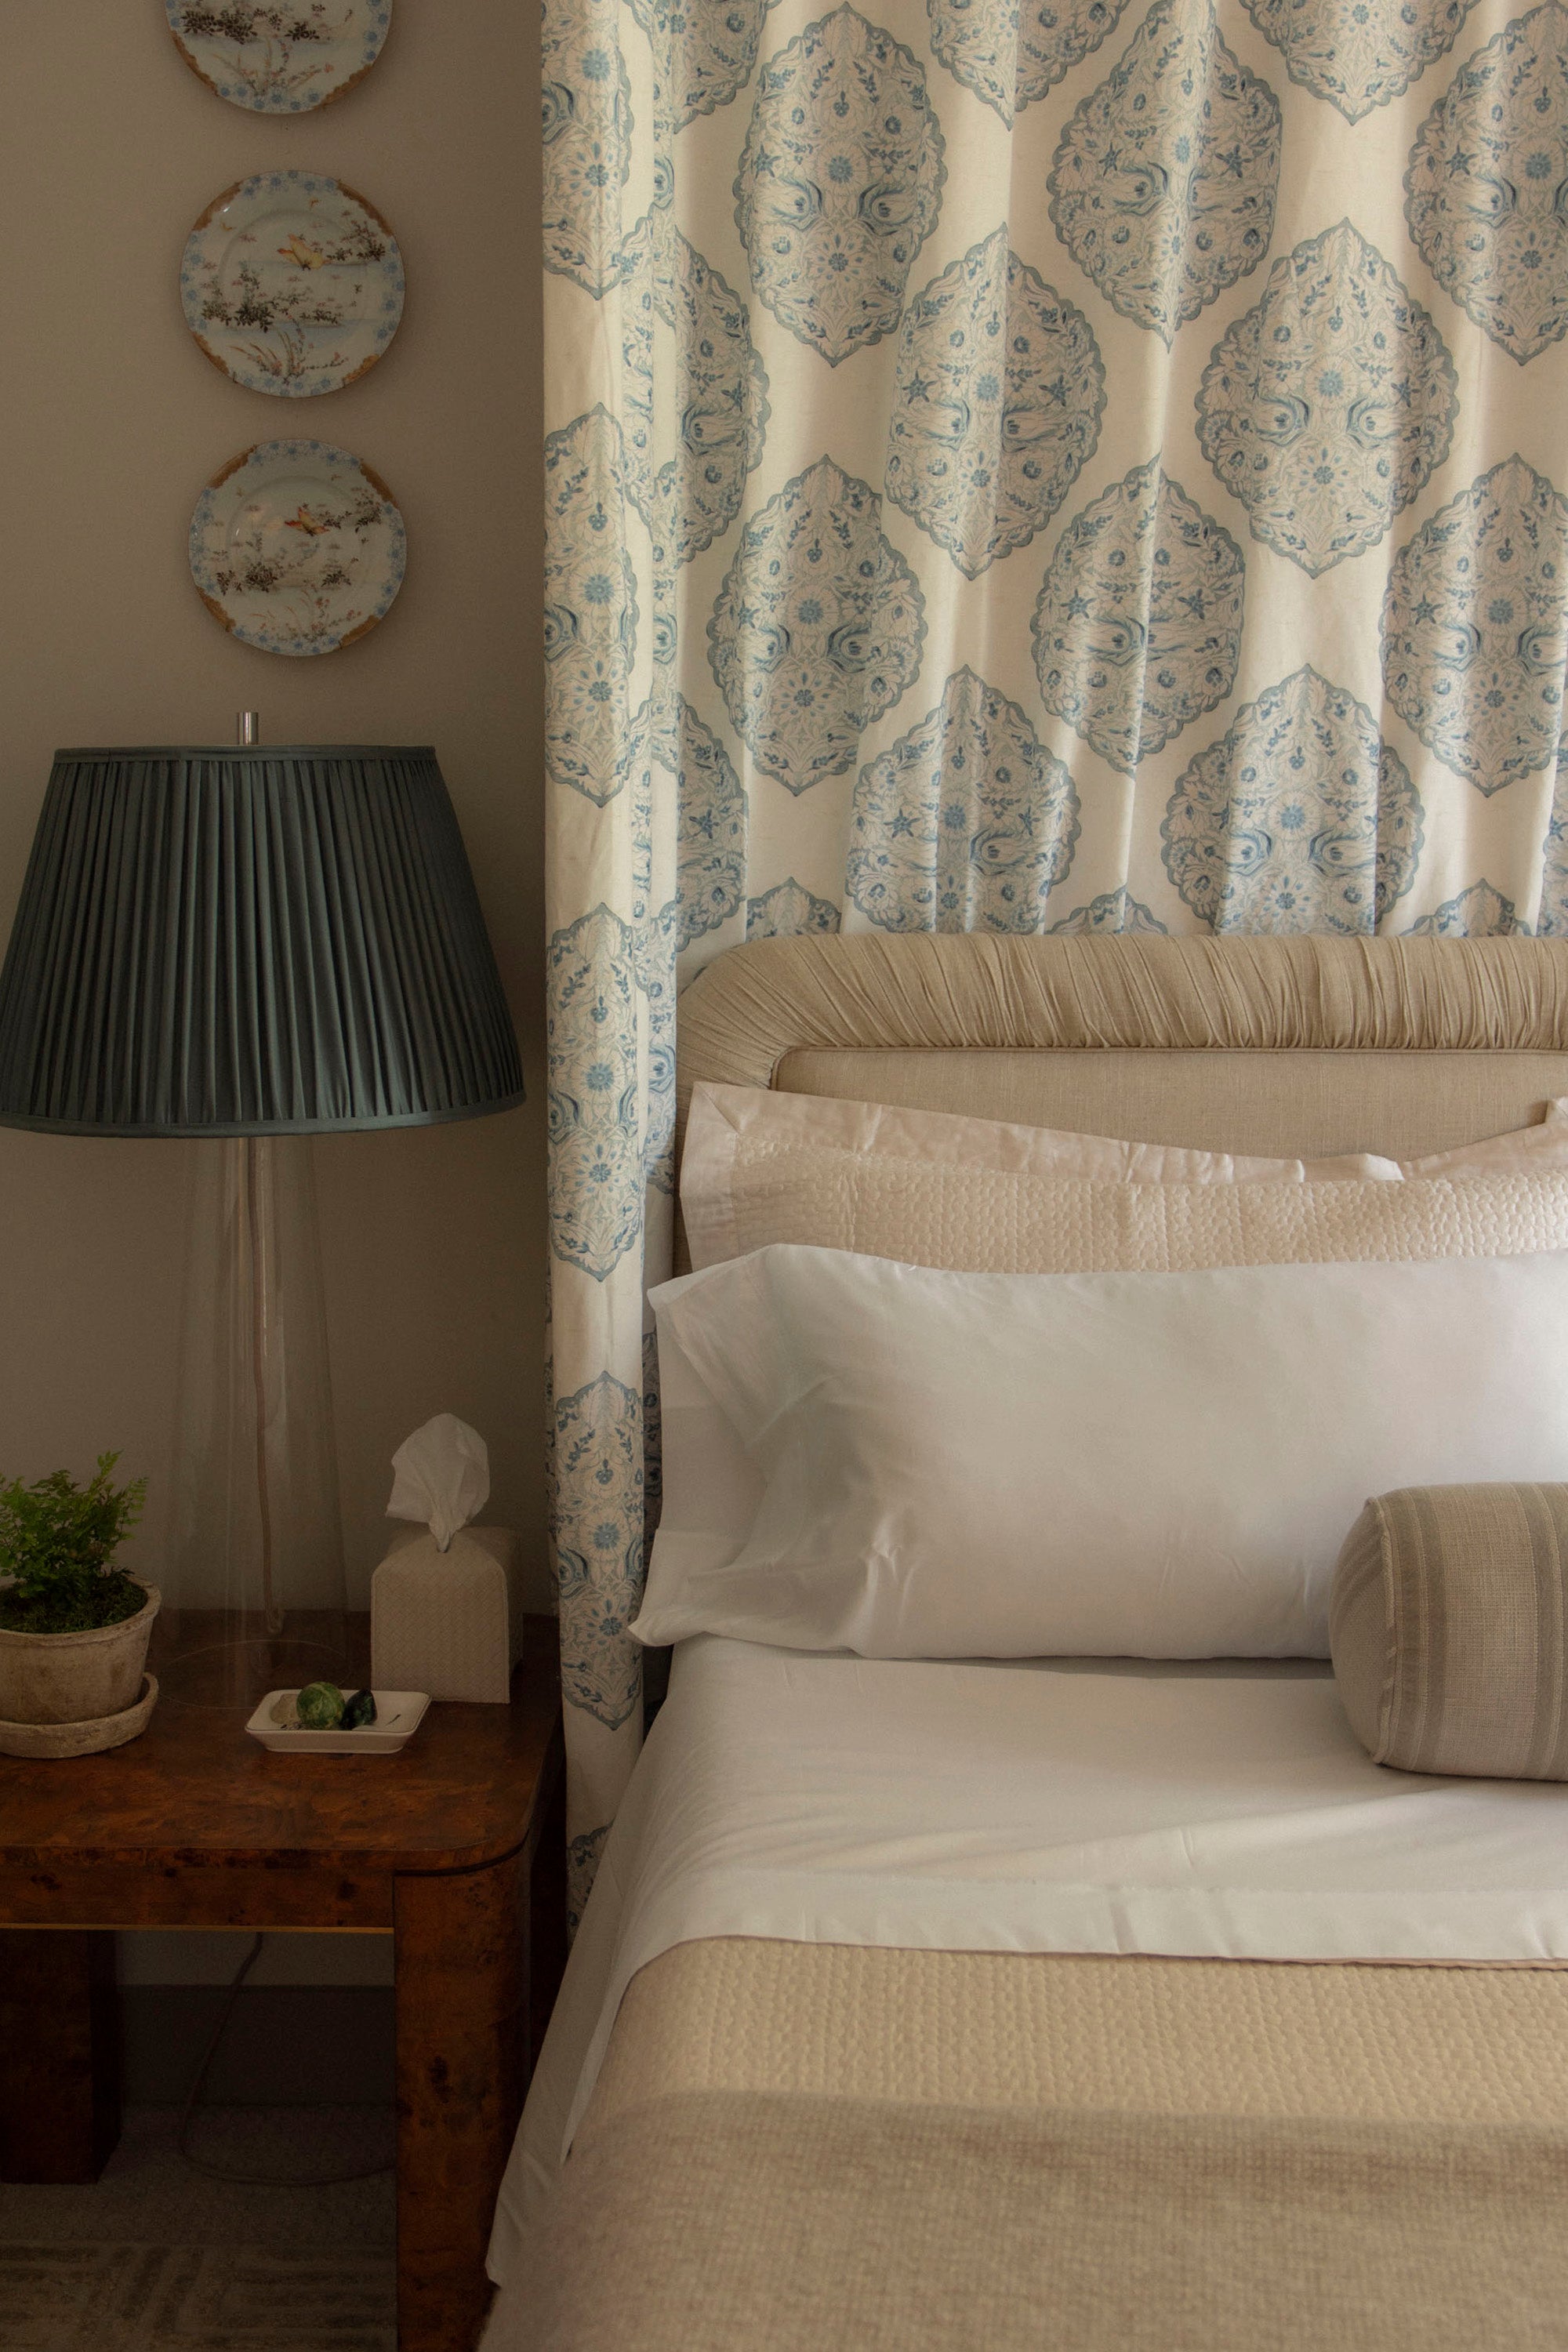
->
[[682, 1084, 1568, 1271], [1332, 1485, 1568, 1780]]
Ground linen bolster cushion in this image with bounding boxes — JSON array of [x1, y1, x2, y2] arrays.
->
[[1331, 1485, 1568, 1780]]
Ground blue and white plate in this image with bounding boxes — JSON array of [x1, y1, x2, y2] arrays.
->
[[166, 2, 392, 113], [191, 440, 406, 657], [182, 173, 404, 399]]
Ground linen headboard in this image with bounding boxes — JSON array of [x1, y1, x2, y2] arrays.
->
[[675, 934, 1568, 1170]]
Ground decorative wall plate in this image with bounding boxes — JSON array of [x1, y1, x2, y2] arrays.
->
[[191, 440, 406, 656], [182, 174, 404, 398], [165, 2, 391, 113]]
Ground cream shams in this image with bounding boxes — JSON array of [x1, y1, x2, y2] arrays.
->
[[680, 1083, 1568, 1272], [637, 1245, 1568, 1661]]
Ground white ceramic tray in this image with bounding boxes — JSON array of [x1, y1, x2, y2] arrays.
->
[[245, 1689, 429, 1755]]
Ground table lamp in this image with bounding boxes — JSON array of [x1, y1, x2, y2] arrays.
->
[[0, 732, 523, 1703]]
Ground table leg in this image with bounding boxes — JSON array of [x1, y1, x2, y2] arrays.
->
[[0, 1928, 121, 2183], [394, 1851, 529, 2352]]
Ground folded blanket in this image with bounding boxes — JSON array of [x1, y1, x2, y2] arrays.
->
[[515, 2089, 1568, 2352]]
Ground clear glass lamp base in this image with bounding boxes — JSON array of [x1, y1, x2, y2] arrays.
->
[[164, 1135, 351, 1710], [154, 1609, 365, 1711]]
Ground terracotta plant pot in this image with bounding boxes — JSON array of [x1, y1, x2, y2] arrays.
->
[[0, 1583, 161, 1730]]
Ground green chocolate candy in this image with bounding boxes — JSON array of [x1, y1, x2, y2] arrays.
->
[[296, 1681, 345, 1730], [340, 1689, 377, 1731]]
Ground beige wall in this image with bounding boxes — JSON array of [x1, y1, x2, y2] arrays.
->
[[0, 5, 548, 1620]]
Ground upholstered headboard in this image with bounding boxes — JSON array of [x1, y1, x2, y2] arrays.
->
[[676, 934, 1568, 1170]]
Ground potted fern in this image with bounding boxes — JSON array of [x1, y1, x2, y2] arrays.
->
[[0, 1455, 158, 1753]]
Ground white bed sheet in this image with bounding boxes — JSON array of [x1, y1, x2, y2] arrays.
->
[[486, 1633, 1568, 2288]]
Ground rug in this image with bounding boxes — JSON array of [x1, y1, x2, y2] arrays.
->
[[0, 2110, 395, 2352]]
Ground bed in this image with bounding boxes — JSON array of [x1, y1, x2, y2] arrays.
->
[[485, 932, 1568, 2352]]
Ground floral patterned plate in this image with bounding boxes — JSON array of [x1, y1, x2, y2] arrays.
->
[[191, 441, 406, 656], [166, 2, 391, 113], [182, 173, 404, 398]]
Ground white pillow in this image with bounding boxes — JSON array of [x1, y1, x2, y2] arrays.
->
[[634, 1243, 1568, 1661], [652, 1169, 1568, 1617], [681, 1084, 1568, 1271]]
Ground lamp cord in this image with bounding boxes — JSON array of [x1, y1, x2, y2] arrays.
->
[[176, 1933, 394, 2187]]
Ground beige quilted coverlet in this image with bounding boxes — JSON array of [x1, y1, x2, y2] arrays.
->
[[507, 1942, 1568, 2350], [528, 2092, 1568, 2352], [587, 1937, 1568, 2131]]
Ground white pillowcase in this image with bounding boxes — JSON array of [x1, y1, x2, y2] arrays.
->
[[634, 1244, 1568, 1661], [652, 1167, 1568, 1627]]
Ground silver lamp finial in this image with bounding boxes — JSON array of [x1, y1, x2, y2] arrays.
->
[[237, 711, 260, 747]]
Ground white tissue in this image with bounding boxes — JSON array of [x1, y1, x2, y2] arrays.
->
[[387, 1414, 490, 1552]]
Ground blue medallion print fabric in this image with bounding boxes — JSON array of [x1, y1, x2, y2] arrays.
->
[[667, 235, 771, 560], [1048, 885, 1168, 932], [1537, 767, 1568, 931], [1382, 456, 1568, 791], [676, 702, 749, 946], [927, 0, 1132, 121], [1406, 880, 1526, 933], [710, 457, 927, 790], [546, 906, 644, 1282], [1405, 3, 1568, 364], [637, 911, 679, 1197], [1242, 0, 1480, 119], [1196, 223, 1457, 575], [886, 228, 1105, 578], [746, 878, 844, 937], [735, 6, 947, 363], [543, 0, 633, 293], [1048, 0, 1282, 343], [1161, 667, 1425, 931], [553, 1372, 645, 1730], [542, 0, 1568, 1903], [848, 667, 1081, 929], [630, 0, 774, 123], [544, 408, 641, 804], [1033, 459, 1246, 771]]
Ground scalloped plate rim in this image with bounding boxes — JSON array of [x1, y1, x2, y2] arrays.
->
[[180, 170, 405, 400], [165, 0, 393, 114], [189, 436, 407, 659]]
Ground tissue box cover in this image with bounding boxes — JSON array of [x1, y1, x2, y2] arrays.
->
[[371, 1525, 521, 1702]]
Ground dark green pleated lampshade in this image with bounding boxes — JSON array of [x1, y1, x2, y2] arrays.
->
[[0, 747, 524, 1135]]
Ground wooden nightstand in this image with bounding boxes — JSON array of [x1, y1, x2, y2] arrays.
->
[[0, 1612, 564, 2352]]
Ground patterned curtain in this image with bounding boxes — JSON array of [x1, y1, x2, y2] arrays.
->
[[544, 0, 1568, 1914]]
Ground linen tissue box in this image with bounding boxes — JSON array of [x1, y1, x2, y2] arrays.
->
[[371, 1523, 524, 1702]]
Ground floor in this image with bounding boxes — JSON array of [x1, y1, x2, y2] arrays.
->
[[0, 2109, 397, 2350]]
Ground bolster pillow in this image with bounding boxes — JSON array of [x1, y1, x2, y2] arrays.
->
[[1330, 1483, 1568, 1780]]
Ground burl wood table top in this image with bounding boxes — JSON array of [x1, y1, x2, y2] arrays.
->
[[0, 1613, 561, 1877]]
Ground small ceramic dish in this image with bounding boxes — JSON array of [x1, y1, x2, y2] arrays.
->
[[190, 439, 406, 656], [182, 172, 405, 398], [166, 2, 393, 114], [245, 1689, 430, 1755]]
